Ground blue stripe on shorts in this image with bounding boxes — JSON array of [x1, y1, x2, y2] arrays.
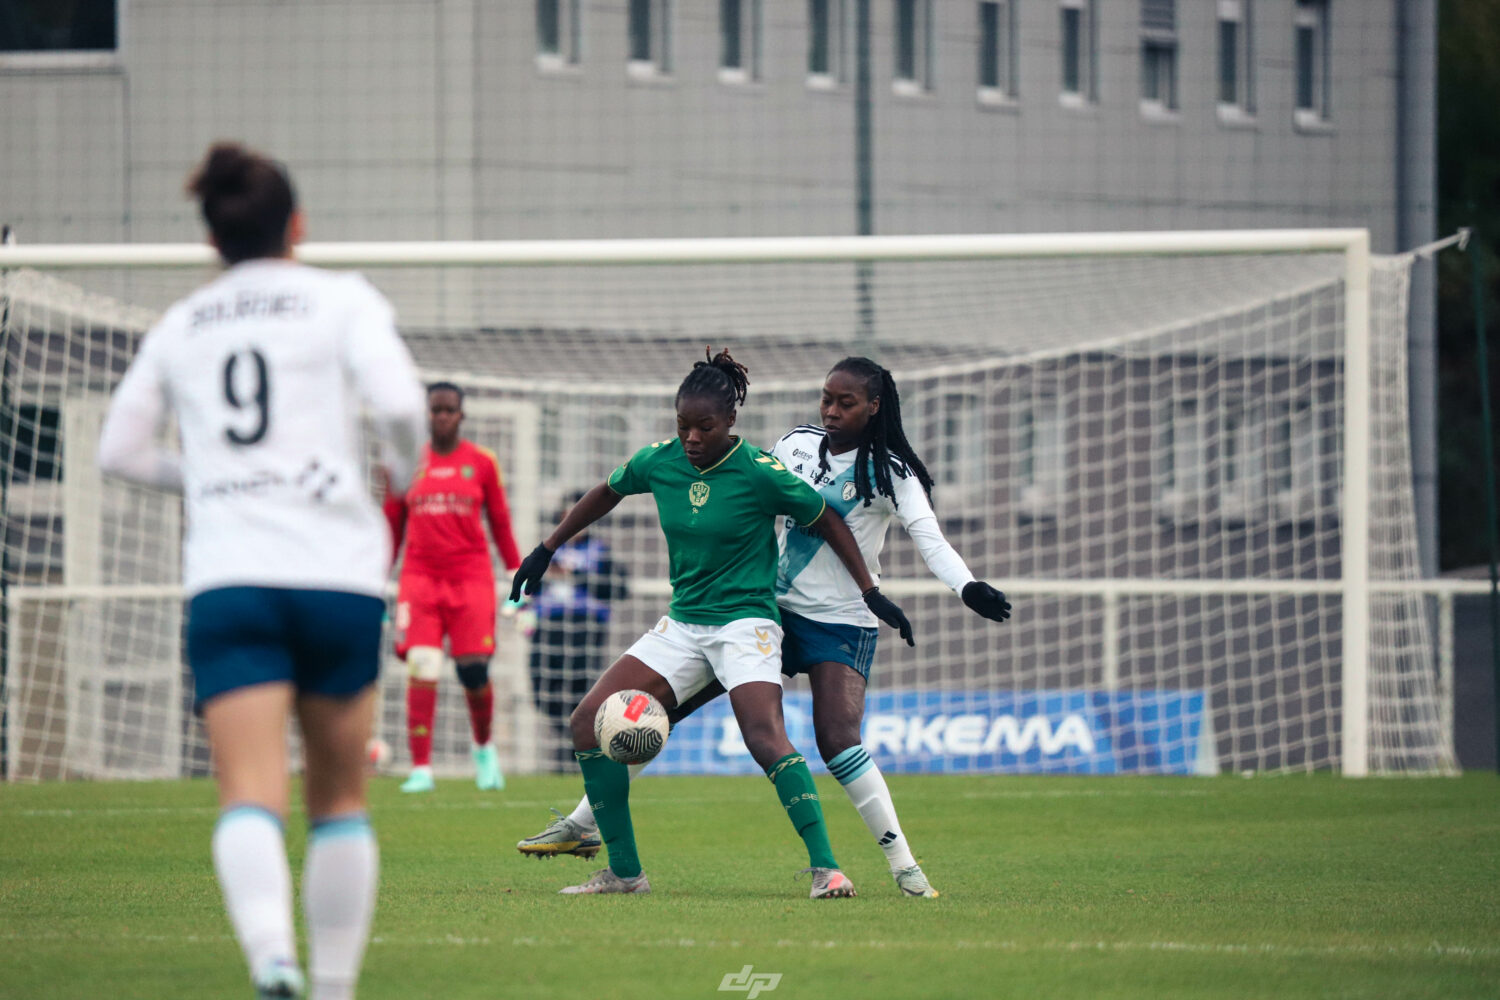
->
[[187, 587, 384, 708], [779, 608, 879, 680]]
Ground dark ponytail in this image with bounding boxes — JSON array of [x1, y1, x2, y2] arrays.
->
[[186, 142, 297, 265], [676, 346, 750, 415], [818, 356, 935, 508]]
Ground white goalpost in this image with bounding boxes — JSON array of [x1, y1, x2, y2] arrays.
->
[[0, 230, 1466, 779]]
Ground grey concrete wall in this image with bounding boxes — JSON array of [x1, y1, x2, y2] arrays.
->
[[1, 1, 1405, 250]]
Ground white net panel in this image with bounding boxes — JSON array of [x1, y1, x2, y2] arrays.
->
[[0, 240, 1454, 779]]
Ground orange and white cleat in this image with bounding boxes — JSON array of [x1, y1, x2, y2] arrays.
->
[[800, 867, 857, 899]]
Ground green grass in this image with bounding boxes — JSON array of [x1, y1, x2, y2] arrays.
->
[[1, 773, 1498, 999]]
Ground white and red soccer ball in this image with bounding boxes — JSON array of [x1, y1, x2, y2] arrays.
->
[[594, 689, 669, 765]]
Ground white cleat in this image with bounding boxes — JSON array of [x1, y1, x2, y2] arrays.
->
[[252, 958, 305, 999], [893, 864, 940, 897], [799, 867, 857, 899], [400, 765, 435, 794], [558, 867, 651, 895]]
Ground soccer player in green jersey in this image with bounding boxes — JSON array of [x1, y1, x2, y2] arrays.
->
[[509, 349, 914, 899]]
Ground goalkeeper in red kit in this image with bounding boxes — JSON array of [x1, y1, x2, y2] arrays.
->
[[385, 382, 522, 792]]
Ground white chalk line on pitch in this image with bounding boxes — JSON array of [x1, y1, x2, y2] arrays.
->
[[0, 929, 1494, 962], [7, 796, 720, 819], [9, 787, 1221, 817], [960, 788, 1212, 800]]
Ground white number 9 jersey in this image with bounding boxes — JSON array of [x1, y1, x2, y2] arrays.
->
[[98, 259, 426, 598]]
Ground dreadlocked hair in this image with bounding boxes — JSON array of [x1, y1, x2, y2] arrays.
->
[[817, 356, 935, 509], [676, 346, 750, 414]]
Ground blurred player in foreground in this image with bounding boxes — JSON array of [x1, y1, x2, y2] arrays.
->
[[510, 348, 914, 899], [522, 357, 1011, 897], [98, 141, 425, 999], [384, 382, 522, 793]]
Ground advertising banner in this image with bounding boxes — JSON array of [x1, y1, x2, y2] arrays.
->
[[649, 689, 1215, 776]]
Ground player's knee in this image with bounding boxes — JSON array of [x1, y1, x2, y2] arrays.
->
[[817, 728, 861, 766], [738, 720, 790, 763], [406, 646, 444, 682], [568, 700, 598, 746], [454, 659, 490, 691]]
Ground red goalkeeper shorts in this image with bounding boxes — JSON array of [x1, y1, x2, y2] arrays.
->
[[394, 572, 497, 660]]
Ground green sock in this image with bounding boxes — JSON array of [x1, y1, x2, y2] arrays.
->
[[575, 748, 642, 879], [767, 752, 839, 870]]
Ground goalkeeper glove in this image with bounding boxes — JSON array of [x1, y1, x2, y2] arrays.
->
[[509, 543, 554, 601], [863, 587, 915, 647], [962, 581, 1011, 622]]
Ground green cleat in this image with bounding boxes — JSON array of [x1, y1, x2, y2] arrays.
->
[[473, 743, 505, 790], [517, 807, 601, 859], [400, 765, 435, 794]]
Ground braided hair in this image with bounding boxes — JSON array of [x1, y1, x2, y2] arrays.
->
[[676, 347, 750, 415], [818, 357, 935, 508]]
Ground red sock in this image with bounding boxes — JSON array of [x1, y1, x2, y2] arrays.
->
[[465, 683, 494, 746], [407, 680, 438, 767]]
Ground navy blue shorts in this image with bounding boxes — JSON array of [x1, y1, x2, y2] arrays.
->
[[186, 586, 385, 708], [779, 608, 879, 680]]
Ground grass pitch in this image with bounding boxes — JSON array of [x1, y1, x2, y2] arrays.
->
[[1, 772, 1497, 999]]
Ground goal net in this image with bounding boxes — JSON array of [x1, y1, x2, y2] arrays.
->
[[0, 232, 1456, 779]]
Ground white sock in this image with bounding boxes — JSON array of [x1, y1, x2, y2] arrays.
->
[[567, 762, 645, 833], [303, 814, 378, 1000], [827, 746, 917, 871], [212, 805, 297, 982]]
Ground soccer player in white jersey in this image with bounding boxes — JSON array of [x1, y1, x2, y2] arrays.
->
[[519, 356, 1010, 898], [96, 142, 426, 1000]]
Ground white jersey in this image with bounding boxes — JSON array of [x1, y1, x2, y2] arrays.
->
[[772, 425, 975, 627], [97, 259, 426, 598]]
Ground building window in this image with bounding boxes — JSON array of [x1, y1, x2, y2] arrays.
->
[[628, 0, 673, 79], [1271, 399, 1325, 524], [1139, 0, 1178, 115], [1060, 0, 1098, 106], [0, 0, 117, 68], [807, 0, 846, 86], [537, 0, 582, 69], [1216, 0, 1254, 118], [893, 0, 933, 96], [720, 0, 762, 83], [1017, 396, 1064, 519], [978, 1, 1018, 103], [1155, 400, 1204, 521], [1294, 0, 1330, 126], [1220, 401, 1269, 523]]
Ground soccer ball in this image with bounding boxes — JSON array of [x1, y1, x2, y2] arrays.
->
[[593, 689, 670, 765], [366, 737, 392, 772]]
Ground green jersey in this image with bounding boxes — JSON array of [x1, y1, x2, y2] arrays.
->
[[607, 437, 827, 625]]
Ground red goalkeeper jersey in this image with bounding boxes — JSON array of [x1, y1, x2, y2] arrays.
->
[[385, 440, 522, 581]]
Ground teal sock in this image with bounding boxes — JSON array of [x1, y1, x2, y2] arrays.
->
[[767, 752, 838, 870], [575, 748, 642, 879]]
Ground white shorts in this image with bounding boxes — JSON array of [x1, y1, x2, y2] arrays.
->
[[624, 616, 784, 704]]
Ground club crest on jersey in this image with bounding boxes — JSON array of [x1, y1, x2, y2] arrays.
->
[[689, 481, 711, 508], [842, 481, 858, 501], [461, 464, 474, 478]]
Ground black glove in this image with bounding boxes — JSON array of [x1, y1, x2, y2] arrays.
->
[[509, 543, 555, 601], [863, 587, 915, 647], [962, 581, 1011, 622]]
